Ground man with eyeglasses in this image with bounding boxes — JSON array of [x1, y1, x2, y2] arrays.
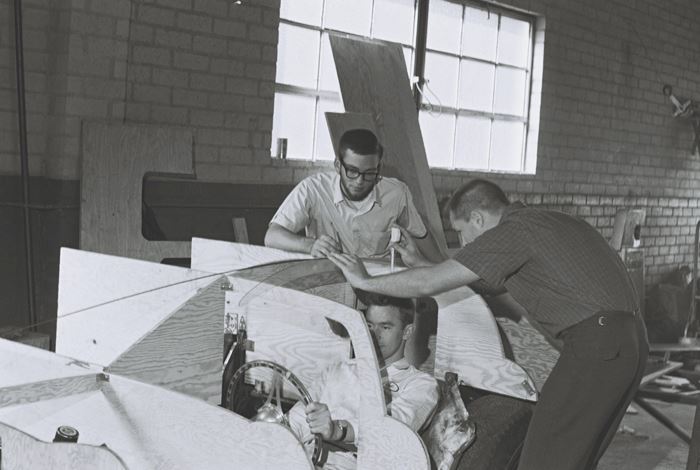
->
[[265, 129, 438, 261]]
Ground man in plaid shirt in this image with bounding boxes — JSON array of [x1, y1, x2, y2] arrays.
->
[[329, 178, 648, 470]]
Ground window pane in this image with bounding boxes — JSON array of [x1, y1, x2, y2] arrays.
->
[[425, 52, 460, 109], [276, 24, 320, 89], [454, 115, 491, 170], [497, 16, 531, 68], [490, 120, 524, 171], [493, 67, 527, 116], [426, 0, 462, 54], [280, 0, 323, 26], [419, 111, 455, 168], [459, 60, 494, 112], [318, 33, 340, 93], [461, 6, 498, 62], [272, 92, 316, 160], [323, 0, 372, 37], [372, 0, 416, 45], [315, 98, 345, 161]]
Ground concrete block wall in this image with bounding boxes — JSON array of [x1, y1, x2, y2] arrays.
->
[[1, 0, 699, 293], [123, 0, 279, 182]]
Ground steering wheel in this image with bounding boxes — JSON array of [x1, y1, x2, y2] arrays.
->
[[224, 359, 326, 467]]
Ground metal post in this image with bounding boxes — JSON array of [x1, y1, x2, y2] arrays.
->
[[412, 0, 430, 110], [685, 220, 700, 340], [13, 0, 36, 330]]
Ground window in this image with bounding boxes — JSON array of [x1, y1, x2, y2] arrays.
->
[[420, 1, 537, 173], [272, 0, 541, 174], [272, 0, 418, 161]]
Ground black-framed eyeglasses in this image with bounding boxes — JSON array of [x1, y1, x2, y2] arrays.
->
[[339, 160, 382, 182]]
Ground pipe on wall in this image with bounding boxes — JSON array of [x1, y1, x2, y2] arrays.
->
[[13, 0, 36, 330]]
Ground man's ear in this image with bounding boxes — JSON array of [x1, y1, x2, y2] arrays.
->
[[470, 210, 484, 228], [403, 323, 414, 341], [334, 158, 341, 174]]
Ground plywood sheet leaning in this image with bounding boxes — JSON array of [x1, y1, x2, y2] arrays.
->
[[325, 111, 379, 155], [80, 122, 193, 262], [329, 34, 447, 255], [55, 248, 223, 403], [0, 339, 313, 470], [432, 286, 539, 402]]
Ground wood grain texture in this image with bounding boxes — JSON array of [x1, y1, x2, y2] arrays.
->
[[0, 374, 102, 409], [56, 248, 224, 403], [497, 317, 559, 391], [330, 34, 447, 254], [359, 417, 431, 470], [100, 375, 313, 470], [0, 370, 313, 469], [80, 121, 193, 262], [109, 278, 224, 404], [0, 338, 102, 388], [0, 422, 127, 470], [227, 274, 430, 469], [191, 237, 312, 273], [236, 292, 352, 397], [431, 287, 538, 401], [57, 248, 219, 366]]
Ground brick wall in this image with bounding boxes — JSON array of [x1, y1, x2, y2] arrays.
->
[[1, 0, 699, 290]]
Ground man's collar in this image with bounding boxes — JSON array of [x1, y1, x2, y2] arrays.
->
[[332, 174, 344, 205], [500, 201, 526, 220], [388, 358, 411, 370], [332, 174, 381, 207]]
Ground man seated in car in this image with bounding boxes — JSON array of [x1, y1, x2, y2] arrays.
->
[[287, 292, 439, 469]]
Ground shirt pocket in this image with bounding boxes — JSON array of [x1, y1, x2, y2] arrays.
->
[[354, 230, 391, 257]]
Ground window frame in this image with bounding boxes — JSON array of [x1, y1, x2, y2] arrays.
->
[[272, 0, 540, 174]]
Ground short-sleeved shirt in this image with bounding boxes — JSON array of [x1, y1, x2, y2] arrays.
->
[[270, 172, 428, 258], [453, 202, 638, 337], [287, 358, 439, 470]]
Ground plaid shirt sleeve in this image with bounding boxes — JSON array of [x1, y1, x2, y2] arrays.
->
[[453, 217, 533, 287]]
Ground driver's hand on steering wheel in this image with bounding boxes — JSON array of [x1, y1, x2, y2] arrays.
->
[[305, 402, 334, 440]]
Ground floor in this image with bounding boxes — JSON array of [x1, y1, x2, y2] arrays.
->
[[598, 401, 694, 470]]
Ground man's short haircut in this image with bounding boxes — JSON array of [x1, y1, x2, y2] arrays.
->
[[447, 179, 509, 223], [356, 290, 414, 327], [338, 129, 384, 160]]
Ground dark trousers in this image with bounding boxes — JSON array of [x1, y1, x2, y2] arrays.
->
[[517, 311, 649, 470]]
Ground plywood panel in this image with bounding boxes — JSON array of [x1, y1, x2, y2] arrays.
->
[[0, 377, 313, 470], [0, 374, 102, 409], [432, 287, 538, 401], [56, 249, 224, 403], [497, 317, 559, 391], [109, 279, 224, 403], [0, 422, 127, 470], [0, 338, 102, 388], [191, 237, 312, 273], [330, 34, 447, 254], [80, 122, 193, 262], [56, 248, 217, 366]]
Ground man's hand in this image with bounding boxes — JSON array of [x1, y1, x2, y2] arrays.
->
[[305, 402, 335, 440], [328, 253, 370, 287], [390, 225, 431, 268], [310, 235, 340, 258]]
